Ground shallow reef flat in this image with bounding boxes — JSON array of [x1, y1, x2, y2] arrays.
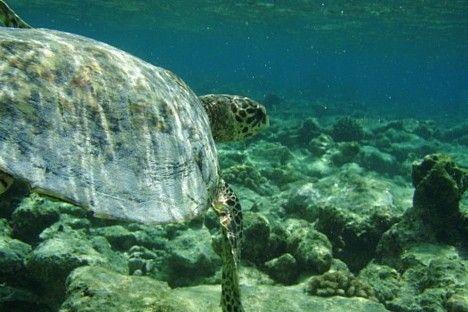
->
[[0, 111, 467, 311]]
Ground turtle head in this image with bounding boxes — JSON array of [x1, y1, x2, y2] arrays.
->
[[199, 94, 269, 142]]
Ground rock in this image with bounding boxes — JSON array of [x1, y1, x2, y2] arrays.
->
[[358, 263, 403, 304], [375, 244, 467, 312], [91, 225, 137, 251], [0, 236, 31, 284], [26, 232, 126, 309], [167, 228, 220, 287], [223, 163, 270, 195], [264, 253, 299, 285], [11, 194, 89, 244], [308, 133, 334, 157], [447, 291, 468, 312], [377, 154, 467, 261], [60, 266, 182, 312], [413, 120, 439, 140], [330, 117, 365, 142], [412, 154, 467, 241], [284, 183, 321, 221], [38, 214, 91, 241], [296, 118, 321, 144], [439, 123, 468, 144], [249, 142, 294, 166], [330, 142, 360, 166], [306, 271, 376, 300], [0, 218, 11, 236], [276, 118, 322, 148], [358, 146, 399, 175], [60, 266, 389, 312], [310, 166, 409, 271], [0, 284, 49, 312], [290, 226, 332, 275], [241, 212, 271, 265], [126, 245, 168, 279]]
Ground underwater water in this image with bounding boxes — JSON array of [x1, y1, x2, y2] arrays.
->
[[0, 1, 467, 312]]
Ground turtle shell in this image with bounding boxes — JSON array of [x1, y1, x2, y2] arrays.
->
[[0, 28, 219, 224]]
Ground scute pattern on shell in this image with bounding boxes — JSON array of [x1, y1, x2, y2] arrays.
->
[[0, 28, 219, 224]]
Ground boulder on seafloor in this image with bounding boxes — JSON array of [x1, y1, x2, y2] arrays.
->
[[264, 253, 299, 285], [305, 270, 376, 300], [285, 220, 333, 275], [357, 145, 400, 176], [11, 194, 89, 244], [240, 212, 271, 265], [285, 164, 410, 271], [240, 217, 334, 284], [377, 154, 467, 261], [276, 118, 322, 148], [0, 285, 49, 312], [329, 142, 361, 166], [411, 154, 467, 241], [330, 117, 365, 142], [60, 265, 389, 312], [358, 263, 403, 305], [60, 266, 182, 312], [166, 227, 221, 287], [26, 231, 127, 309], [0, 218, 11, 236], [366, 244, 467, 312], [0, 235, 31, 284]]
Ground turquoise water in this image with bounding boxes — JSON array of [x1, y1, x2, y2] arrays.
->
[[11, 0, 468, 118], [1, 1, 467, 312]]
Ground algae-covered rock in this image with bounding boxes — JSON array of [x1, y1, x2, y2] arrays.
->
[[372, 244, 467, 312], [288, 224, 332, 275], [284, 183, 321, 221], [378, 154, 467, 260], [306, 271, 376, 300], [223, 163, 270, 195], [330, 142, 360, 166], [0, 218, 11, 236], [307, 166, 409, 270], [27, 232, 126, 308], [241, 212, 271, 265], [412, 154, 467, 241], [11, 194, 88, 243], [167, 228, 220, 286], [60, 266, 182, 312], [264, 253, 298, 285], [91, 225, 137, 251], [0, 284, 49, 312], [308, 133, 334, 157], [447, 291, 468, 312], [0, 235, 31, 283], [358, 263, 403, 304], [330, 117, 365, 142], [60, 266, 388, 312], [358, 146, 399, 175]]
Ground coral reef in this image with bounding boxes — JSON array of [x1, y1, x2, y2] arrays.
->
[[330, 117, 365, 142], [1, 113, 467, 311], [378, 154, 467, 261], [306, 270, 376, 300]]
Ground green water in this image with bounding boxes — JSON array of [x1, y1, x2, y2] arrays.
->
[[0, 1, 467, 312]]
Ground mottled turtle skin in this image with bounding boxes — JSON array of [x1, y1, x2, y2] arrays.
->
[[0, 5, 268, 311], [200, 94, 268, 142]]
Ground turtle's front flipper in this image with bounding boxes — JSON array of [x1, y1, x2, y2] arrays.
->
[[212, 180, 244, 312], [0, 0, 32, 28], [0, 171, 13, 195]]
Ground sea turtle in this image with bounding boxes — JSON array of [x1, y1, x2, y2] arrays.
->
[[0, 2, 268, 311]]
